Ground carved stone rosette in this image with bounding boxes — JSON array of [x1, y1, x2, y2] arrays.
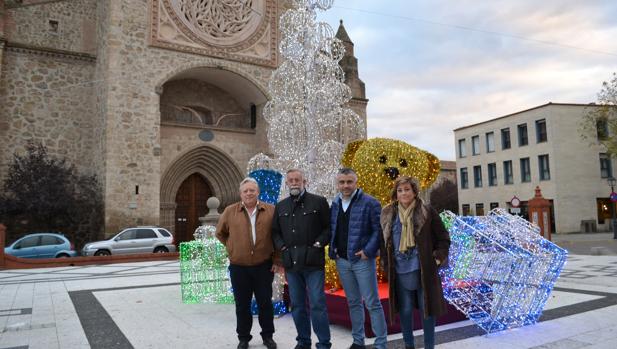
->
[[150, 0, 278, 67]]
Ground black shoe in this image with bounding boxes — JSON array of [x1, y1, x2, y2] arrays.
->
[[237, 340, 249, 349], [294, 345, 310, 349], [263, 337, 277, 349], [349, 344, 366, 349]]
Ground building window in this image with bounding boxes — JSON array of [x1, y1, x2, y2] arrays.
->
[[501, 128, 511, 150], [535, 119, 547, 143], [520, 157, 531, 182], [462, 204, 471, 216], [600, 153, 612, 178], [518, 123, 528, 146], [597, 118, 609, 140], [473, 165, 482, 187], [49, 19, 59, 33], [538, 154, 550, 180], [472, 135, 480, 155], [490, 202, 499, 210], [488, 163, 497, 186], [503, 160, 513, 184], [458, 139, 467, 158], [460, 167, 469, 189], [486, 132, 495, 153], [475, 203, 485, 216]]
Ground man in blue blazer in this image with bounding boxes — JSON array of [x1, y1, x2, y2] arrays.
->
[[329, 168, 387, 349]]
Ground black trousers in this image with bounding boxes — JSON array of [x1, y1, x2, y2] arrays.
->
[[229, 261, 275, 342]]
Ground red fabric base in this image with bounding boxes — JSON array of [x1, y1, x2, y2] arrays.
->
[[325, 283, 466, 337]]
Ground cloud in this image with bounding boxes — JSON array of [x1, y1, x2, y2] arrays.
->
[[320, 0, 617, 159]]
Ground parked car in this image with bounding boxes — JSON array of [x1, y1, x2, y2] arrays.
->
[[82, 226, 176, 256], [5, 232, 78, 258]]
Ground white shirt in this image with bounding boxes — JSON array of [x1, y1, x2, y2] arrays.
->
[[244, 203, 258, 244], [341, 189, 358, 212]]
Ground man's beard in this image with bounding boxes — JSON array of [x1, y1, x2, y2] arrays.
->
[[289, 187, 301, 196]]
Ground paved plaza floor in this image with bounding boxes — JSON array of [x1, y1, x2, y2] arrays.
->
[[1, 251, 617, 348]]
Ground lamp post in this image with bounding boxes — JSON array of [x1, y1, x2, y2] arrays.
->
[[609, 177, 617, 240]]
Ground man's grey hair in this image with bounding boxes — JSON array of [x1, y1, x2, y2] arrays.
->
[[239, 177, 259, 190], [337, 167, 357, 176], [286, 168, 305, 178]]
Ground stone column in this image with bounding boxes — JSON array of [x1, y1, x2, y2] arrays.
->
[[199, 197, 221, 227]]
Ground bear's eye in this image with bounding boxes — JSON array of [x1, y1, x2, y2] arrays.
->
[[399, 158, 408, 167], [378, 155, 387, 164]]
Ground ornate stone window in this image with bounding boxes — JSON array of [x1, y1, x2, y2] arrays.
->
[[172, 0, 262, 46], [151, 0, 277, 67]]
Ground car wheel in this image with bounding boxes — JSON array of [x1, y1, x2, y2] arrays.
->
[[56, 254, 70, 258], [153, 246, 169, 253], [94, 250, 111, 256]]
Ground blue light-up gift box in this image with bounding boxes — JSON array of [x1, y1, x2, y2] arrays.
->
[[439, 208, 567, 333]]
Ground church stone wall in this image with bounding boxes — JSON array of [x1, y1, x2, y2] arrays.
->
[[99, 0, 274, 233], [0, 50, 97, 182], [4, 0, 97, 55]]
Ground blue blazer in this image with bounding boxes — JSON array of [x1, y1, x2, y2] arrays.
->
[[329, 189, 382, 261]]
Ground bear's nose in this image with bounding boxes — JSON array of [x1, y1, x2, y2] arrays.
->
[[384, 167, 400, 180]]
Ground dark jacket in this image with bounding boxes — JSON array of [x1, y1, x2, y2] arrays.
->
[[215, 201, 275, 266], [272, 191, 331, 272], [329, 189, 382, 261], [381, 199, 451, 323]]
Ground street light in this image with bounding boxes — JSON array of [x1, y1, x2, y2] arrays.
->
[[608, 177, 617, 240]]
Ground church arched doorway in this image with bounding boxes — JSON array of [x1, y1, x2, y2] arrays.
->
[[174, 173, 212, 244]]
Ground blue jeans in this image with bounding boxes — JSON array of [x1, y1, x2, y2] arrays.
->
[[286, 269, 331, 349], [336, 258, 388, 349], [396, 275, 435, 349]]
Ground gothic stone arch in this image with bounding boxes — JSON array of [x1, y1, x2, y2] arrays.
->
[[160, 145, 243, 234]]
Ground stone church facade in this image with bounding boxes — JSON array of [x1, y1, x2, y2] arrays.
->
[[0, 0, 368, 243]]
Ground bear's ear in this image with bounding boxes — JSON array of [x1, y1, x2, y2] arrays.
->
[[422, 151, 441, 188], [342, 139, 365, 167]]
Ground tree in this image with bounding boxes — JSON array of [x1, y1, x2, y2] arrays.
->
[[429, 179, 459, 214], [0, 143, 103, 249], [580, 72, 617, 158]]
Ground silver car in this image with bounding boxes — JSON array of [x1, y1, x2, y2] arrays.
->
[[82, 227, 176, 256]]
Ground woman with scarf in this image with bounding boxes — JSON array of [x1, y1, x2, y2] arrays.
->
[[380, 176, 451, 349]]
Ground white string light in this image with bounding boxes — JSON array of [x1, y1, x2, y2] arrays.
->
[[248, 0, 365, 200]]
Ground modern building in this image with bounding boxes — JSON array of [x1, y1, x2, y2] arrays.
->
[[454, 102, 616, 234], [0, 0, 368, 243]]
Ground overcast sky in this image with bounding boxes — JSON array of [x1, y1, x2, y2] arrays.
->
[[317, 0, 617, 160]]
